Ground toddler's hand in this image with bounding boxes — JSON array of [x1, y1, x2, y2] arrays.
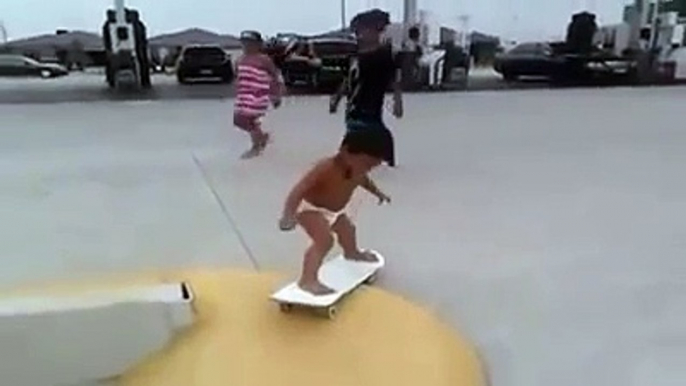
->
[[377, 193, 391, 205], [279, 215, 297, 231]]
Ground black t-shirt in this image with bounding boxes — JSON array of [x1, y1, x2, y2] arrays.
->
[[345, 44, 399, 121]]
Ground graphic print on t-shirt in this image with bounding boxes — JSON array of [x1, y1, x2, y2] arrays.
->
[[345, 56, 361, 118], [344, 46, 397, 121]]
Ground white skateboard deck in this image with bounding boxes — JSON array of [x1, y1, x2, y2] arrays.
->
[[270, 250, 385, 318]]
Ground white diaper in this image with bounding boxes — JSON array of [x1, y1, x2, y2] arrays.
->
[[298, 200, 345, 225]]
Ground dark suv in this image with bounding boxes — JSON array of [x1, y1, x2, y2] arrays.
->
[[176, 45, 234, 84]]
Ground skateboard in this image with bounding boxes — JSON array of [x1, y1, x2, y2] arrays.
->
[[270, 250, 385, 319]]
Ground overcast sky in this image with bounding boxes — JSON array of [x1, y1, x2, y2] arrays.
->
[[1, 0, 628, 41]]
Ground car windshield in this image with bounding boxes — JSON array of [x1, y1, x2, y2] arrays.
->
[[0, 55, 26, 65], [183, 47, 224, 57], [311, 41, 357, 56], [510, 43, 548, 55]]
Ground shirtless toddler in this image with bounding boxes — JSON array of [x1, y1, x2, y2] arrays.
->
[[279, 130, 391, 295]]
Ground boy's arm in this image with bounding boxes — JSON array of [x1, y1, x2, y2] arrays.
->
[[392, 73, 403, 112], [391, 50, 404, 118], [329, 76, 347, 113]]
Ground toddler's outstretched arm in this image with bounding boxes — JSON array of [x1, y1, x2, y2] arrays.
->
[[361, 175, 391, 204]]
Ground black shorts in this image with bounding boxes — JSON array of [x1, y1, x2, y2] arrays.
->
[[344, 117, 395, 166]]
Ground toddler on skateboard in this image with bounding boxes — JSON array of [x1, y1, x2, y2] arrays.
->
[[279, 130, 391, 295]]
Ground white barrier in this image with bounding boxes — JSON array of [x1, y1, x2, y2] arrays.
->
[[0, 282, 195, 386]]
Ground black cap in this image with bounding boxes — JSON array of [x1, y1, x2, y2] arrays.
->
[[240, 30, 263, 42], [341, 129, 390, 162]]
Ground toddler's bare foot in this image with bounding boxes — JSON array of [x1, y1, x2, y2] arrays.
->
[[261, 132, 271, 146], [257, 132, 271, 151], [298, 280, 335, 296], [240, 146, 262, 159], [345, 250, 378, 263]]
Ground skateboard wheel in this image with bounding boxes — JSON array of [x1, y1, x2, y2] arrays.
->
[[279, 303, 293, 313], [365, 274, 378, 285], [327, 306, 337, 320]]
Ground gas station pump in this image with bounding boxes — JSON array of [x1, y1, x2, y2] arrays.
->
[[102, 0, 151, 90]]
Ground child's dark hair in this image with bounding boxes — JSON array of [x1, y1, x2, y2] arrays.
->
[[408, 26, 420, 40], [350, 9, 391, 32], [341, 129, 386, 160]]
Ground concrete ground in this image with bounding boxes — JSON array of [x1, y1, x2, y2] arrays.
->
[[1, 87, 685, 386]]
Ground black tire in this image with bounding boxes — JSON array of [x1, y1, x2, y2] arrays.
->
[[141, 68, 152, 88], [503, 73, 517, 82], [177, 74, 187, 84], [310, 73, 320, 91]]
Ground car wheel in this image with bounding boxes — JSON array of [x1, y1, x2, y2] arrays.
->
[[503, 73, 517, 82], [40, 70, 53, 79], [177, 75, 187, 84], [310, 73, 320, 91]]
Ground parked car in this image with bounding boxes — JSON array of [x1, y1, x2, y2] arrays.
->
[[0, 55, 68, 78], [279, 37, 357, 91], [493, 42, 564, 82], [176, 45, 234, 84]]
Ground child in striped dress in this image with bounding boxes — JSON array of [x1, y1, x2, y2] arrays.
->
[[234, 30, 284, 159]]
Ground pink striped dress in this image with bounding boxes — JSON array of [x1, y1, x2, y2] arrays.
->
[[234, 55, 275, 118]]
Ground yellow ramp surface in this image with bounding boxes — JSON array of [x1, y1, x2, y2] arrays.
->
[[4, 269, 485, 386], [117, 269, 485, 386]]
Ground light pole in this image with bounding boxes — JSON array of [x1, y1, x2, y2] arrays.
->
[[650, 0, 662, 51], [457, 14, 470, 47], [341, 0, 347, 30], [0, 20, 7, 45], [404, 0, 418, 27], [114, 0, 126, 24]]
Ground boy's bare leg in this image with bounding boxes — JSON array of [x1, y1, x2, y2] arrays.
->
[[332, 214, 378, 262], [297, 211, 336, 295]]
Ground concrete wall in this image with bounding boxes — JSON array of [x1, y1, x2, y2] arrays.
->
[[0, 283, 194, 386]]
